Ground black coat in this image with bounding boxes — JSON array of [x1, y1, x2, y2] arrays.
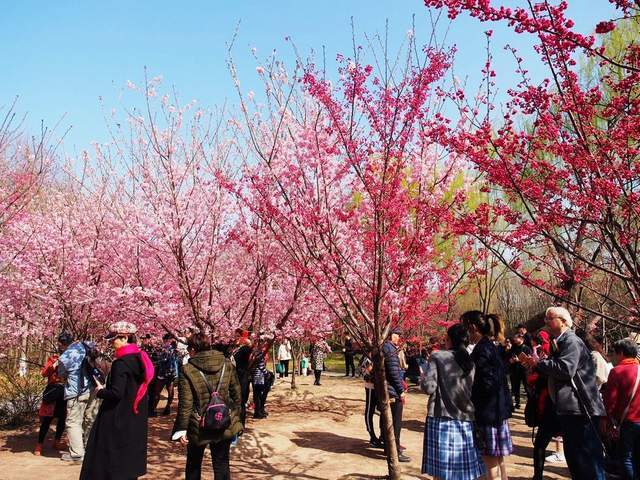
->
[[80, 352, 148, 480], [471, 337, 513, 427]]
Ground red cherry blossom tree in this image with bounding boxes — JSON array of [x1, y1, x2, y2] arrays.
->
[[425, 0, 640, 328], [230, 35, 469, 476]]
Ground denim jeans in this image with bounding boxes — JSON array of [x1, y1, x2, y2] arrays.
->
[[559, 415, 605, 480], [620, 421, 640, 480]]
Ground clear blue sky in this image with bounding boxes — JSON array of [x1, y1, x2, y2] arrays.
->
[[1, 1, 617, 152]]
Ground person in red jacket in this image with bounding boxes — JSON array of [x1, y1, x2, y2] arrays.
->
[[603, 338, 640, 480], [34, 332, 73, 455]]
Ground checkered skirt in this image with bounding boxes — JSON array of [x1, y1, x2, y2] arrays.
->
[[475, 419, 513, 457], [422, 416, 486, 480]]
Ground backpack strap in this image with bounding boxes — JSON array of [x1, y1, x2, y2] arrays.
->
[[619, 364, 640, 426], [195, 361, 227, 396]]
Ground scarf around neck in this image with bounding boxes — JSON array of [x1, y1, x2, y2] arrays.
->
[[115, 343, 155, 414]]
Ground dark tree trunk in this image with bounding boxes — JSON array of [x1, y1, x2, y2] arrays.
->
[[371, 346, 400, 480]]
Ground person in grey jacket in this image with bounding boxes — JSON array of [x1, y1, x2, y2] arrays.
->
[[420, 323, 485, 480], [523, 306, 606, 480]]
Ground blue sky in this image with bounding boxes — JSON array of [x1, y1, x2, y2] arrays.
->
[[1, 1, 617, 153]]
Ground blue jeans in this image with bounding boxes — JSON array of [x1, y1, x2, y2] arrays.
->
[[559, 415, 605, 480], [620, 421, 640, 480]]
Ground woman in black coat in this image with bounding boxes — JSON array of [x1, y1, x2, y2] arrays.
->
[[461, 310, 513, 480], [80, 322, 154, 480]]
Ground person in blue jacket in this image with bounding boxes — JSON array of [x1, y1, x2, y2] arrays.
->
[[383, 326, 410, 463]]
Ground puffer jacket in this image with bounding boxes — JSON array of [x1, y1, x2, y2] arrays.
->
[[173, 349, 243, 446], [383, 341, 405, 399]]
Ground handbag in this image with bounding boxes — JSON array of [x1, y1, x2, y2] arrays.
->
[[276, 363, 284, 374], [607, 364, 640, 442], [42, 383, 64, 404]]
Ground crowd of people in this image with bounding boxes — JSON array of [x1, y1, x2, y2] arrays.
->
[[32, 322, 338, 479], [407, 307, 640, 480], [29, 305, 640, 479]]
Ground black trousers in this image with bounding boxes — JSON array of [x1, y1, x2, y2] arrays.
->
[[314, 369, 322, 384], [533, 422, 558, 480], [510, 369, 526, 407], [147, 378, 158, 414], [389, 398, 403, 453], [37, 399, 67, 443], [279, 360, 290, 377], [345, 354, 355, 376], [185, 439, 231, 480], [364, 387, 378, 440], [559, 414, 605, 480], [253, 383, 270, 416], [239, 374, 250, 426]]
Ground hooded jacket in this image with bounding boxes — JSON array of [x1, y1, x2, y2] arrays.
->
[[173, 349, 243, 446]]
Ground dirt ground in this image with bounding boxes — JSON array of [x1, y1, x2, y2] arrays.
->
[[0, 372, 569, 479]]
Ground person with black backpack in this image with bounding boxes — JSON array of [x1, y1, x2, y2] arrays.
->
[[57, 336, 103, 462], [172, 332, 243, 480]]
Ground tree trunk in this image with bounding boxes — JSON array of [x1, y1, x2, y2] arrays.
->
[[18, 334, 28, 378], [371, 347, 401, 480]]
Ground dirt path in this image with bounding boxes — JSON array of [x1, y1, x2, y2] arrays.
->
[[0, 373, 569, 479]]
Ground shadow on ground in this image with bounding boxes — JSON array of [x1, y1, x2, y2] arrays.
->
[[291, 430, 387, 460]]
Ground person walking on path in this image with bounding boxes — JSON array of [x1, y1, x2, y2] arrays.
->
[[507, 333, 531, 409], [34, 332, 73, 456], [232, 329, 253, 426], [526, 330, 564, 480], [465, 311, 513, 480], [172, 332, 243, 480], [420, 323, 485, 480], [57, 336, 101, 462], [603, 338, 640, 480], [343, 334, 356, 377], [80, 321, 154, 480], [360, 354, 382, 447], [277, 339, 292, 378], [311, 338, 331, 386], [383, 327, 410, 463], [151, 333, 178, 416], [522, 306, 606, 480], [250, 345, 272, 419]]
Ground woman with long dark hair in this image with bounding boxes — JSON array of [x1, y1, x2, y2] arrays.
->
[[462, 311, 513, 480], [421, 323, 485, 480], [80, 322, 154, 480]]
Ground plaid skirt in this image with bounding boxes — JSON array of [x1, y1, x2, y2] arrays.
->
[[476, 419, 513, 457], [422, 416, 486, 480]]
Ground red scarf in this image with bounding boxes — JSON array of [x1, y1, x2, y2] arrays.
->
[[115, 343, 155, 414]]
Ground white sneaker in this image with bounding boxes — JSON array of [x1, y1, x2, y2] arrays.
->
[[545, 452, 565, 463], [60, 452, 83, 462]]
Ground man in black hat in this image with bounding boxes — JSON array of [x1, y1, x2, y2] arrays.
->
[[382, 326, 410, 462]]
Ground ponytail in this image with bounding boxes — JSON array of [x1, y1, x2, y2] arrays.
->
[[447, 324, 473, 375]]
